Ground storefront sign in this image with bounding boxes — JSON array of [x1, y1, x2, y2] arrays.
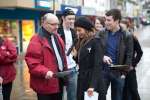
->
[[61, 4, 81, 16], [81, 7, 96, 16], [35, 0, 53, 9]]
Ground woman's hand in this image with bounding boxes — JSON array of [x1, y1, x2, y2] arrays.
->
[[87, 88, 94, 97]]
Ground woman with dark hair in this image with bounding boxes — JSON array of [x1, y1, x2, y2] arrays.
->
[[0, 36, 17, 100], [120, 19, 143, 100], [73, 17, 106, 100]]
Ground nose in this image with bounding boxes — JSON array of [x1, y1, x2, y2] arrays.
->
[[105, 20, 108, 24], [76, 31, 80, 36], [70, 19, 75, 23]]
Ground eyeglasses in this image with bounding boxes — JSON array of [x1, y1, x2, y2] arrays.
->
[[47, 23, 59, 26]]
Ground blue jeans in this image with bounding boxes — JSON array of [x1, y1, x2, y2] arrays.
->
[[66, 67, 78, 100], [104, 70, 125, 100]]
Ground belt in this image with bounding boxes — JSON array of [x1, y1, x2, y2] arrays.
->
[[68, 65, 78, 72]]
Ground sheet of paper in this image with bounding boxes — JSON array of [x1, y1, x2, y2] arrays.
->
[[84, 91, 99, 100]]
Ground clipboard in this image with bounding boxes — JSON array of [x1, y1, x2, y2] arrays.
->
[[109, 64, 129, 71], [54, 70, 72, 78]]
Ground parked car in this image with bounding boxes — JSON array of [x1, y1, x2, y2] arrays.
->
[[140, 9, 150, 25]]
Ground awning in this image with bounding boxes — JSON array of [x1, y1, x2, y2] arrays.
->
[[0, 7, 60, 20]]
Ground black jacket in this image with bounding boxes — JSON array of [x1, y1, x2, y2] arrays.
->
[[132, 36, 143, 67], [57, 26, 77, 44], [98, 27, 133, 66], [77, 37, 106, 100]]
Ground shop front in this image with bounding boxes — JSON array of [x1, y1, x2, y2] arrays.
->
[[0, 7, 52, 54], [0, 19, 35, 53]]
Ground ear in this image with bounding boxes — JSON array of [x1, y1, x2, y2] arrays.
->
[[116, 19, 120, 24], [62, 16, 65, 20]]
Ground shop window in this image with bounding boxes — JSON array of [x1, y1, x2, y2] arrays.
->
[[0, 20, 18, 45]]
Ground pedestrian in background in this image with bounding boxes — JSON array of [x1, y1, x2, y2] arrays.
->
[[0, 36, 17, 100], [126, 17, 136, 33], [73, 16, 106, 100], [57, 8, 78, 100], [120, 19, 143, 100], [94, 17, 105, 33], [98, 9, 134, 100], [25, 13, 67, 100]]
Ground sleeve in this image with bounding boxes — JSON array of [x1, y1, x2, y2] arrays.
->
[[132, 36, 143, 67], [125, 33, 134, 65], [89, 38, 104, 89], [25, 35, 49, 78], [0, 47, 6, 61], [0, 39, 17, 64]]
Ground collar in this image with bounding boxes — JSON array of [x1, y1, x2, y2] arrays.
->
[[106, 26, 124, 35], [39, 27, 53, 38]]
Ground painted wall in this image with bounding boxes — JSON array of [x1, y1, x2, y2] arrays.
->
[[0, 0, 34, 8]]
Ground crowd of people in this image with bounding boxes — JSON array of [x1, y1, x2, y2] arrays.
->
[[0, 8, 143, 100]]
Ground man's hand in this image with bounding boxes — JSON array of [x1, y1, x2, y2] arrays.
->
[[45, 71, 53, 79], [103, 55, 112, 65], [0, 77, 3, 84]]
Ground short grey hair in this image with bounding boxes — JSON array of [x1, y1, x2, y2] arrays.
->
[[42, 13, 58, 21]]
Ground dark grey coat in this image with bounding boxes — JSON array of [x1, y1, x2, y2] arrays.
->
[[77, 36, 106, 100]]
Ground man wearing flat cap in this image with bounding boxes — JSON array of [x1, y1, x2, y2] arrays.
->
[[57, 8, 78, 100]]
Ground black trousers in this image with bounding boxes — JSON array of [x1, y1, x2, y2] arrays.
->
[[2, 82, 13, 100], [37, 92, 62, 100], [122, 69, 141, 100]]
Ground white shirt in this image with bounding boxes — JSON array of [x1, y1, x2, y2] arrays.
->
[[64, 29, 77, 69]]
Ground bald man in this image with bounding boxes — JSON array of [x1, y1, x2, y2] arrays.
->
[[25, 13, 67, 100]]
